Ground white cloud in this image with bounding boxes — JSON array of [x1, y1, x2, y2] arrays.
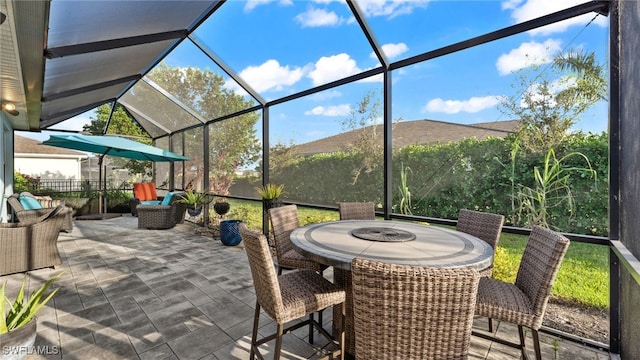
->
[[504, 0, 608, 35], [496, 39, 562, 75], [236, 59, 305, 93], [423, 96, 502, 114], [356, 0, 430, 18], [308, 53, 361, 86], [295, 8, 346, 27], [371, 42, 409, 60], [244, 0, 292, 12], [304, 104, 351, 116]]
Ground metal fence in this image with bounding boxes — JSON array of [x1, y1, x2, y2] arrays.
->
[[26, 179, 131, 195]]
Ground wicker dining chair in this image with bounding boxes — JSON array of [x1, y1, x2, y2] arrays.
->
[[456, 209, 505, 277], [456, 209, 505, 332], [351, 258, 480, 360], [473, 225, 570, 360], [338, 202, 375, 220], [268, 205, 326, 275], [239, 224, 346, 360]]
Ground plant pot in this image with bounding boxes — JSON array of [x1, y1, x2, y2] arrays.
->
[[213, 202, 230, 216], [220, 220, 242, 246], [0, 318, 37, 360], [186, 205, 203, 217], [263, 198, 282, 212]]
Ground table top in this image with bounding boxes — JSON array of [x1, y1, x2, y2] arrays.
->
[[290, 220, 493, 271]]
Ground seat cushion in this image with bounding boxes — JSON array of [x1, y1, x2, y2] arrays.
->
[[475, 277, 539, 329], [140, 200, 161, 206], [19, 193, 43, 210]]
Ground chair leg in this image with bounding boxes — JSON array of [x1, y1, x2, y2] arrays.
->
[[274, 323, 284, 360], [532, 329, 542, 360], [488, 317, 493, 332], [308, 313, 314, 344], [250, 301, 261, 360], [518, 325, 531, 360], [339, 302, 345, 360]]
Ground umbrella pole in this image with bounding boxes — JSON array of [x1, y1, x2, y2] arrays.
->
[[98, 155, 104, 214]]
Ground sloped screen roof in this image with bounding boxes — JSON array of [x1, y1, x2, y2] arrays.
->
[[38, 0, 609, 140]]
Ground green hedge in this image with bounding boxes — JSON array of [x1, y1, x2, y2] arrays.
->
[[270, 132, 608, 236]]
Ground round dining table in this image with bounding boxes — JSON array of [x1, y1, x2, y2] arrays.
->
[[289, 219, 494, 357], [289, 219, 494, 271]]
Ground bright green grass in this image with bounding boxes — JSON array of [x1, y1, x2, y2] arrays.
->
[[217, 199, 609, 309]]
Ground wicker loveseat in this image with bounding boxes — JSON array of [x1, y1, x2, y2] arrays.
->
[[0, 205, 70, 275], [7, 193, 73, 232], [137, 191, 186, 229]]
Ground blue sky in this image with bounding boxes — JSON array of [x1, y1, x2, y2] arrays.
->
[[20, 0, 609, 145]]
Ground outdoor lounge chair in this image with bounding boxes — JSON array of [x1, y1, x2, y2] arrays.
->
[[239, 224, 346, 360], [351, 258, 480, 359], [0, 204, 69, 275], [136, 191, 186, 229], [7, 193, 73, 232], [130, 182, 164, 216], [473, 225, 570, 360], [338, 201, 375, 220]]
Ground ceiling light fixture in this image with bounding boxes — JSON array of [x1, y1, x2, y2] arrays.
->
[[2, 102, 20, 116]]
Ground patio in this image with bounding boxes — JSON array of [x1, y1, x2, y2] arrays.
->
[[1, 216, 609, 360]]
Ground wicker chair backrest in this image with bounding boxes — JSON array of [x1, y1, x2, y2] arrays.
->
[[456, 209, 505, 249], [239, 224, 285, 321], [268, 205, 299, 260], [339, 202, 375, 220], [351, 258, 480, 359], [515, 225, 570, 320]]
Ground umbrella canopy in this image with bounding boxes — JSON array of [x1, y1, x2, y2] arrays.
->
[[43, 134, 190, 162]]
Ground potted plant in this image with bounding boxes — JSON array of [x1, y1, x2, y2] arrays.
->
[[255, 183, 284, 211], [177, 190, 207, 216], [1, 272, 64, 360]]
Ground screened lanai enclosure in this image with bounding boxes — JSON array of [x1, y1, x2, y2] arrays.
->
[[2, 0, 640, 357]]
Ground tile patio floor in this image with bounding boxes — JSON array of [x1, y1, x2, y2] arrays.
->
[[1, 215, 610, 359]]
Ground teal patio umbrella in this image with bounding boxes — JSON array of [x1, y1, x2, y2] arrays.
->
[[43, 134, 190, 213]]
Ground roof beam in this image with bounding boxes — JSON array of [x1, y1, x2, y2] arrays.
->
[[42, 74, 142, 102], [40, 98, 115, 127], [44, 30, 188, 59]]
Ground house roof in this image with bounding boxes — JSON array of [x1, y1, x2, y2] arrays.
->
[[14, 134, 87, 157], [294, 119, 519, 155]]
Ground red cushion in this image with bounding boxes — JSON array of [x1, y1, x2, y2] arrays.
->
[[133, 183, 147, 201], [147, 183, 157, 200], [134, 183, 158, 201]]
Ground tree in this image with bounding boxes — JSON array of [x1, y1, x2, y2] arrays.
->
[[84, 104, 152, 177], [340, 90, 403, 184], [146, 63, 260, 195], [500, 49, 607, 154]]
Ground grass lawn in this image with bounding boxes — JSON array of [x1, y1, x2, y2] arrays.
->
[[218, 199, 609, 310]]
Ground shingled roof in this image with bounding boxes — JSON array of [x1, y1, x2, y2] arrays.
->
[[295, 119, 520, 155], [14, 134, 87, 156]]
